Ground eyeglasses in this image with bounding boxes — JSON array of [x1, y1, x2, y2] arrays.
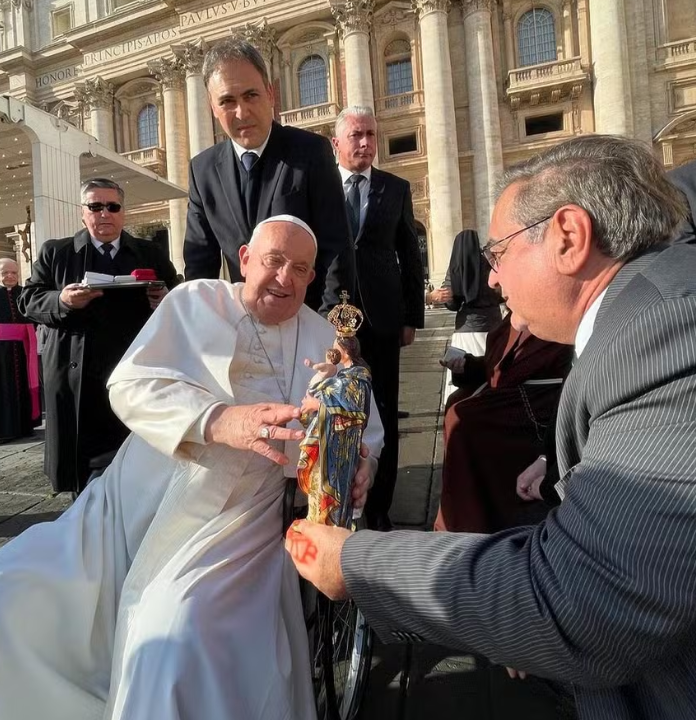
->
[[481, 216, 552, 270], [83, 202, 122, 213]]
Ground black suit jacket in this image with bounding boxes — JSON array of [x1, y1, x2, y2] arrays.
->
[[184, 122, 354, 312], [18, 230, 177, 491], [352, 168, 424, 335], [667, 159, 696, 244]]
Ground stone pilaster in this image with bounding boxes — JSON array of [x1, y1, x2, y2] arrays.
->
[[149, 58, 189, 272], [412, 0, 461, 282], [172, 40, 215, 158], [562, 0, 576, 58], [502, 0, 515, 71], [238, 19, 277, 79], [332, 0, 376, 110], [462, 0, 503, 236], [74, 76, 115, 149], [588, 0, 633, 136]]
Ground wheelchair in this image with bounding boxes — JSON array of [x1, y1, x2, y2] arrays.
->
[[86, 456, 374, 720], [283, 477, 374, 720]]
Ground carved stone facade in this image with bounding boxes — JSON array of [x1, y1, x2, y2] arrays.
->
[[0, 0, 694, 278], [332, 0, 375, 36]]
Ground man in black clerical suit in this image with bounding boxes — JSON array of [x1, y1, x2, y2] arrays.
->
[[667, 158, 696, 244], [19, 179, 177, 494], [184, 38, 353, 312], [332, 106, 424, 530]]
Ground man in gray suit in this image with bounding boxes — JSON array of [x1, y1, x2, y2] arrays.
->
[[287, 135, 696, 720]]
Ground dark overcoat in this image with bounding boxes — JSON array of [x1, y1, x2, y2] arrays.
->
[[18, 229, 177, 492]]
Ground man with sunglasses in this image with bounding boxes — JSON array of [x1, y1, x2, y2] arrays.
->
[[18, 178, 177, 495]]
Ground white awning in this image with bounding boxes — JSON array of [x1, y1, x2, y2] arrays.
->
[[0, 95, 186, 230]]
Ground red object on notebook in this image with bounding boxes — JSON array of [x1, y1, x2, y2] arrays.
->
[[131, 269, 158, 282]]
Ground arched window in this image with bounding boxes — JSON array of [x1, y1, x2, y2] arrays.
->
[[137, 104, 159, 149], [517, 8, 557, 67], [298, 55, 328, 107], [384, 38, 413, 96]]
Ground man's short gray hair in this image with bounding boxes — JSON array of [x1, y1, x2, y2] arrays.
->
[[497, 134, 688, 260], [80, 178, 124, 204], [202, 37, 269, 88], [335, 105, 375, 136]]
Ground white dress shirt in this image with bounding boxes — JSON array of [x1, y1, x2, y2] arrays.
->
[[91, 236, 121, 257], [231, 131, 272, 164], [574, 289, 608, 358]]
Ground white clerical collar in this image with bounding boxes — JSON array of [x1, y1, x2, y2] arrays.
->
[[231, 131, 271, 162], [574, 289, 607, 358], [91, 236, 121, 253], [338, 165, 372, 184]]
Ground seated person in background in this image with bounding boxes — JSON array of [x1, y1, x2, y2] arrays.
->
[[434, 313, 573, 533], [428, 230, 504, 401], [0, 215, 383, 720]]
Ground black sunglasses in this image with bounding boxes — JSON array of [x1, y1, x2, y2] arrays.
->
[[83, 202, 122, 213]]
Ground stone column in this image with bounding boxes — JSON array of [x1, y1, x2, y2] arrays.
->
[[149, 58, 189, 272], [172, 40, 215, 158], [327, 39, 341, 106], [239, 19, 277, 81], [332, 0, 376, 110], [11, 0, 34, 51], [413, 0, 462, 282], [588, 0, 633, 136], [562, 0, 576, 58], [75, 77, 115, 149], [462, 0, 503, 237]]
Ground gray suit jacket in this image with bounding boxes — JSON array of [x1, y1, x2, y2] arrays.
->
[[342, 243, 696, 720]]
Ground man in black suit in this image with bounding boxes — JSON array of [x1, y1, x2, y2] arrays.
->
[[332, 106, 424, 530], [184, 38, 353, 312], [667, 158, 696, 244], [19, 179, 178, 494]]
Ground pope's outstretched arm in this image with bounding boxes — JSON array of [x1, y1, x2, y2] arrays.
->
[[108, 280, 302, 464]]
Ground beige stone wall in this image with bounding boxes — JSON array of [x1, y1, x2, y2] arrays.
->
[[3, 0, 696, 273]]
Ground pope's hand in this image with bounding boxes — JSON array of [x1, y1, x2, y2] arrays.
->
[[205, 403, 304, 465], [285, 520, 351, 600], [352, 443, 375, 510]]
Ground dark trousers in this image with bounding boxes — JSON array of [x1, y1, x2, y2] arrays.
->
[[359, 325, 401, 521]]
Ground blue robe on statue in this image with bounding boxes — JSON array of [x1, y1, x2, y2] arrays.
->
[[297, 364, 372, 527]]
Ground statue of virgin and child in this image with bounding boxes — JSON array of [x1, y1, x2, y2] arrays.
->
[[297, 293, 373, 528]]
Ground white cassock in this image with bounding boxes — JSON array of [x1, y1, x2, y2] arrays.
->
[[0, 280, 384, 720]]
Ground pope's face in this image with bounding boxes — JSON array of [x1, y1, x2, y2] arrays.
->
[[208, 59, 275, 150], [240, 223, 316, 325], [0, 261, 18, 288]]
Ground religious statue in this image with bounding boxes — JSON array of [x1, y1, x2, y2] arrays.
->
[[297, 293, 372, 528]]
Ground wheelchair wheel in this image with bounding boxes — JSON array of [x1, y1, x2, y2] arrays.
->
[[315, 592, 373, 720]]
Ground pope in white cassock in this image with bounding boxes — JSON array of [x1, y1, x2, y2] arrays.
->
[[0, 215, 384, 720]]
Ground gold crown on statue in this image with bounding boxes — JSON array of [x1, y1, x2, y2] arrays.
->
[[327, 291, 364, 337]]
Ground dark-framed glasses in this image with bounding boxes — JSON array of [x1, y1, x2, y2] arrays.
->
[[481, 216, 552, 270], [83, 202, 122, 213]]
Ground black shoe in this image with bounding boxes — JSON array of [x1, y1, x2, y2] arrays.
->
[[397, 410, 410, 419]]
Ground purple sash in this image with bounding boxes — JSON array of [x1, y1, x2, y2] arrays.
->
[[0, 323, 40, 421]]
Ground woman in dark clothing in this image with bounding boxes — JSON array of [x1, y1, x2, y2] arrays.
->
[[428, 230, 503, 400], [434, 314, 573, 533]]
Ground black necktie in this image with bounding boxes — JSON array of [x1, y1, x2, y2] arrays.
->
[[346, 174, 365, 240], [101, 243, 115, 269], [241, 152, 260, 227]]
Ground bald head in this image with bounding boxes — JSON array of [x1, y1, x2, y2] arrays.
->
[[0, 258, 19, 289], [239, 218, 317, 325]]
